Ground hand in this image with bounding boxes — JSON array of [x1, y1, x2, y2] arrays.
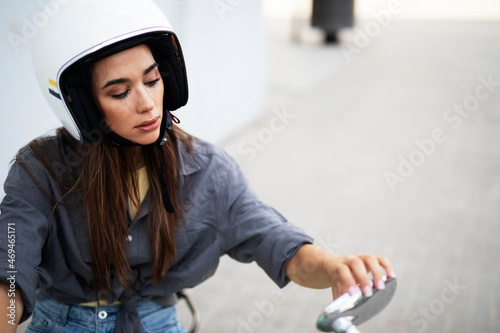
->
[[286, 245, 396, 300], [324, 253, 396, 299]]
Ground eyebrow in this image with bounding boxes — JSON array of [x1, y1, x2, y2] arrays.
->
[[144, 62, 159, 75], [101, 63, 159, 89]]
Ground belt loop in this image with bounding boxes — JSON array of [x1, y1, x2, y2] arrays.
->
[[56, 302, 70, 326]]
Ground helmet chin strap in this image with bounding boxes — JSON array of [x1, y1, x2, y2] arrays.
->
[[156, 110, 175, 214], [109, 109, 175, 214]]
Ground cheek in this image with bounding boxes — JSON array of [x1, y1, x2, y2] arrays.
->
[[97, 99, 128, 126]]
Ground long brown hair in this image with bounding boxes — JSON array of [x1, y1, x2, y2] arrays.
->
[[21, 125, 193, 299]]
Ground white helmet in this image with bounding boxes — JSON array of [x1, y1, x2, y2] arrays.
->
[[32, 0, 188, 145]]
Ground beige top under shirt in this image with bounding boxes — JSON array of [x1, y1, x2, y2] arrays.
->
[[128, 166, 149, 221]]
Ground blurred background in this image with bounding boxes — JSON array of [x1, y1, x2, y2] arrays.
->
[[1, 0, 500, 332]]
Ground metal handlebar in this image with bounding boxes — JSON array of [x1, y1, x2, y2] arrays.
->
[[317, 277, 397, 332]]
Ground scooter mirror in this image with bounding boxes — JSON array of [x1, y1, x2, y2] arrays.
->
[[317, 278, 397, 332]]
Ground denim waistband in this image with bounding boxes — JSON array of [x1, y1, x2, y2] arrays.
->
[[35, 298, 165, 323], [27, 298, 184, 333]]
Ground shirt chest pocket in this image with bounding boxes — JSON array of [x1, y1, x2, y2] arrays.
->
[[174, 221, 218, 266]]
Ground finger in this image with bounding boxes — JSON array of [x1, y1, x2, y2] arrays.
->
[[362, 255, 385, 290], [332, 263, 357, 298], [346, 255, 372, 296], [377, 256, 396, 279]]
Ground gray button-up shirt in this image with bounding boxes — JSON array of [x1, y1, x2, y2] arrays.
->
[[0, 134, 313, 323]]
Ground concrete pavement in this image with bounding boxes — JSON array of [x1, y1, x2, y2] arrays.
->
[[189, 19, 500, 333]]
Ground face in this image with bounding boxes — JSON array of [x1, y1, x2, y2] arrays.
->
[[91, 44, 164, 145]]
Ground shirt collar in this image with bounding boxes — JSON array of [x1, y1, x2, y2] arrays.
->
[[175, 137, 202, 176]]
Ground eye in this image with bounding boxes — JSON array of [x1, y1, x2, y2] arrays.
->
[[111, 90, 129, 99], [145, 78, 161, 87]]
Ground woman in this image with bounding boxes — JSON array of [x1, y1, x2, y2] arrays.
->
[[0, 0, 395, 332]]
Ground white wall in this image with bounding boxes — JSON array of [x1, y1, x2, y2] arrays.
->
[[0, 0, 266, 200], [0, 2, 61, 200], [155, 0, 266, 144]]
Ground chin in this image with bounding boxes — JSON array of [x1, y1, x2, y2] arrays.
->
[[133, 131, 161, 145]]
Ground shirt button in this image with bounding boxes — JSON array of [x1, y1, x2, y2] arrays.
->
[[127, 235, 133, 242], [98, 310, 107, 319]]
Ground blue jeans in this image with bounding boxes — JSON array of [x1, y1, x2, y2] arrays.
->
[[25, 298, 187, 333]]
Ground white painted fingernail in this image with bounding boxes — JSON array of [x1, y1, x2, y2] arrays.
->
[[363, 285, 373, 297], [376, 280, 385, 290], [348, 286, 357, 296]]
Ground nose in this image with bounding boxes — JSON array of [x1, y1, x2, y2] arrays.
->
[[135, 86, 155, 114]]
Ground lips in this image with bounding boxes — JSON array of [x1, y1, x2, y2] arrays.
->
[[135, 116, 160, 132]]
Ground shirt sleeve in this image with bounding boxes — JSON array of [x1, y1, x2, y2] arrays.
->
[[217, 151, 313, 288], [0, 150, 52, 323]]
